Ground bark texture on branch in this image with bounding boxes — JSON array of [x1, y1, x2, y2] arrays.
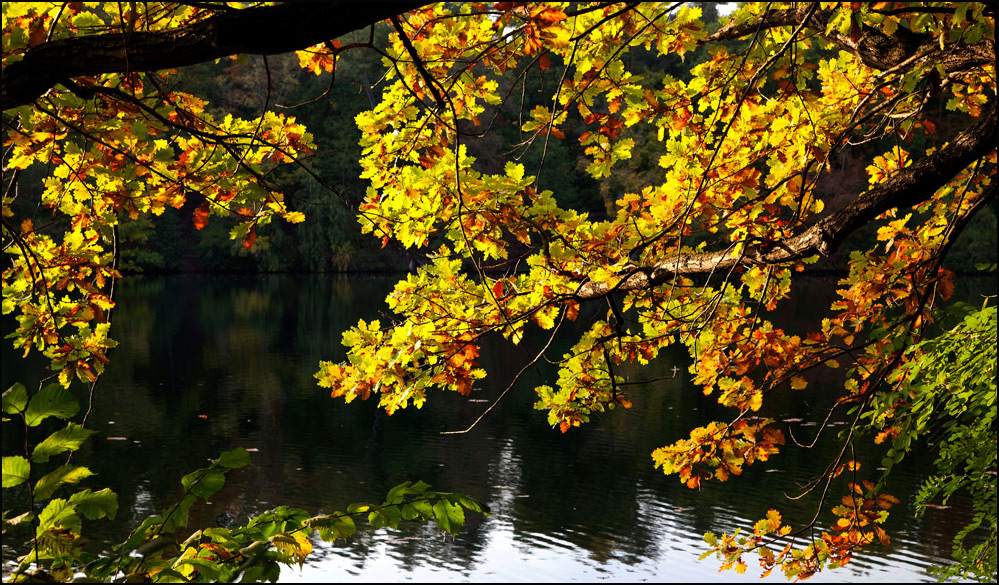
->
[[706, 3, 993, 73], [574, 102, 997, 299], [2, 1, 430, 110], [568, 3, 996, 300]]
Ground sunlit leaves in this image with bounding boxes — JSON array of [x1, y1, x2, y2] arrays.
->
[[867, 302, 998, 581], [31, 423, 96, 463], [23, 383, 79, 426], [1, 382, 29, 414], [329, 11, 992, 556], [296, 40, 341, 76], [2, 456, 30, 488], [652, 419, 785, 487], [4, 6, 316, 383], [866, 147, 912, 187], [269, 531, 313, 569], [3, 2, 997, 580], [2, 383, 120, 578], [432, 498, 465, 533], [33, 465, 94, 500], [704, 478, 900, 580]]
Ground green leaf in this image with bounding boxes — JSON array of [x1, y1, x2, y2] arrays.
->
[[386, 480, 414, 504], [444, 493, 487, 515], [181, 469, 226, 499], [32, 422, 96, 462], [401, 500, 433, 521], [2, 456, 30, 488], [432, 498, 465, 534], [69, 488, 118, 520], [34, 465, 95, 500], [201, 527, 240, 546], [71, 11, 105, 28], [175, 557, 222, 581], [216, 447, 250, 469], [84, 557, 119, 581], [24, 383, 79, 427], [169, 493, 199, 530], [37, 497, 79, 533], [240, 561, 281, 583], [148, 567, 189, 582], [368, 504, 403, 530], [119, 516, 164, 551], [306, 513, 356, 541], [2, 383, 28, 415]]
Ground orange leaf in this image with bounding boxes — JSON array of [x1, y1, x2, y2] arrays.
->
[[193, 201, 210, 230], [243, 226, 257, 250], [534, 7, 566, 24]]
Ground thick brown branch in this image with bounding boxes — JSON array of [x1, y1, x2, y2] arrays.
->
[[706, 4, 993, 73], [574, 102, 997, 299], [2, 1, 430, 110]]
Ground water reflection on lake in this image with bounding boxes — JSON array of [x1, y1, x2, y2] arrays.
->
[[3, 274, 991, 582]]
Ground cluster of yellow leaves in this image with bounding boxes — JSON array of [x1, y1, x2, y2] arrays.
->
[[325, 6, 995, 519], [3, 5, 316, 385], [703, 469, 900, 580], [533, 319, 642, 433], [652, 420, 785, 487], [316, 258, 494, 413], [296, 40, 341, 76]]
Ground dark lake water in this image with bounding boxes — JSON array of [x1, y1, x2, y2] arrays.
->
[[3, 274, 993, 582]]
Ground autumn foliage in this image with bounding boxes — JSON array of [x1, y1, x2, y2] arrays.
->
[[3, 2, 997, 581]]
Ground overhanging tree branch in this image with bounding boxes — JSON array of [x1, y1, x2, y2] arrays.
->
[[706, 3, 993, 73], [574, 102, 997, 299], [2, 1, 431, 110]]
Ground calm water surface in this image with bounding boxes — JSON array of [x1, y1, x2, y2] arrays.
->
[[3, 274, 991, 582]]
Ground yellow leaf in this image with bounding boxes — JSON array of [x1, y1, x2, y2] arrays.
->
[[766, 509, 782, 532], [283, 211, 306, 224]]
